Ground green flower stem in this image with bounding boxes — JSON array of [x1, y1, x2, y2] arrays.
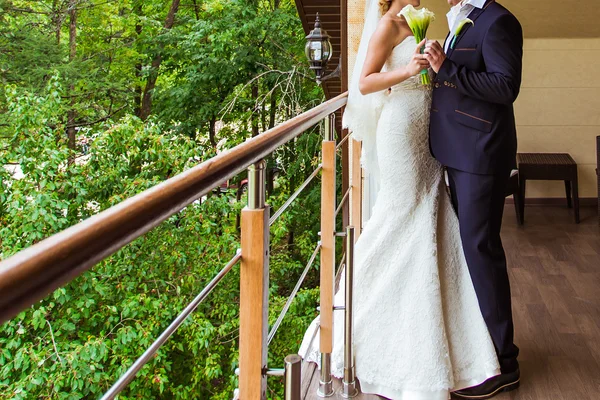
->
[[419, 44, 428, 80], [416, 35, 430, 85], [450, 35, 458, 49]]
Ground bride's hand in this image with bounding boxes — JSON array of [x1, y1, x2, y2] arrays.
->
[[406, 39, 430, 77]]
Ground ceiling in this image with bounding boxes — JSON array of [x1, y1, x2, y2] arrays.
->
[[295, 0, 343, 100], [421, 0, 600, 39], [295, 0, 346, 137]]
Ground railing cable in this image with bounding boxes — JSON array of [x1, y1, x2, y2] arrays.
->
[[336, 252, 346, 282], [336, 132, 352, 151], [335, 187, 351, 219], [0, 92, 348, 325], [267, 243, 321, 345], [101, 250, 242, 400], [269, 164, 322, 226]]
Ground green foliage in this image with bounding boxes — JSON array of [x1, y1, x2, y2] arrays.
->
[[0, 76, 75, 249], [0, 0, 331, 398]]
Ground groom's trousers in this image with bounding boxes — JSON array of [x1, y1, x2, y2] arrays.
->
[[446, 167, 520, 374]]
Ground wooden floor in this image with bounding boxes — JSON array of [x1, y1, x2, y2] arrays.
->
[[302, 205, 600, 399]]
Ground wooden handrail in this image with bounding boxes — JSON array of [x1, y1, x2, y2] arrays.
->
[[0, 92, 348, 324]]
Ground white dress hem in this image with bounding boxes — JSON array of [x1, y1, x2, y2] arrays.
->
[[358, 367, 501, 400]]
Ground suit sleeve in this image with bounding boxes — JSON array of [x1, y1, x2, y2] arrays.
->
[[437, 13, 523, 105]]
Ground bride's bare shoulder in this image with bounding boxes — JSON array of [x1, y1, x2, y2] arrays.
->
[[377, 15, 401, 34], [369, 17, 398, 48], [376, 15, 411, 47]]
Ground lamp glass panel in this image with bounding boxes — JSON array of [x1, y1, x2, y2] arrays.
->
[[322, 40, 332, 61], [306, 40, 323, 61]]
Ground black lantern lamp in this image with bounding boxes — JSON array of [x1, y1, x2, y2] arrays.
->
[[305, 13, 340, 85]]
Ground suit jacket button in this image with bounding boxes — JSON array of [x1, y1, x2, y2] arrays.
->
[[435, 83, 440, 88]]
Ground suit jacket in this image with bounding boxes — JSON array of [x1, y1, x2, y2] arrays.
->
[[429, 0, 523, 175]]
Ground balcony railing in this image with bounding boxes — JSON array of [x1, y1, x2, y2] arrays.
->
[[0, 91, 362, 399]]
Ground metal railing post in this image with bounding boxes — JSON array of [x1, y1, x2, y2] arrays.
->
[[240, 160, 270, 400], [318, 114, 336, 397], [342, 226, 358, 398], [284, 355, 302, 400]]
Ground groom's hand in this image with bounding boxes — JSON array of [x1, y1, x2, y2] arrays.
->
[[424, 40, 446, 73]]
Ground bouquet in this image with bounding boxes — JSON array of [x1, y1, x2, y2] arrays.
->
[[398, 5, 435, 85]]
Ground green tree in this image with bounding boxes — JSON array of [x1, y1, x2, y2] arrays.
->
[[0, 0, 330, 398]]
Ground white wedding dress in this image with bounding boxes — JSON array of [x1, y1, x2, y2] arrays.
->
[[299, 37, 500, 400]]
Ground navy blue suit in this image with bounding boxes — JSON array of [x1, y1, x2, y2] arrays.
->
[[429, 0, 522, 373]]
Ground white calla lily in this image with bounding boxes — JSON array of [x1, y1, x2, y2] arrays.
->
[[398, 5, 435, 85], [450, 18, 474, 49]]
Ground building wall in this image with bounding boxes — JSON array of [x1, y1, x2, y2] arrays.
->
[[516, 38, 600, 198], [347, 0, 367, 224], [347, 1, 599, 199]]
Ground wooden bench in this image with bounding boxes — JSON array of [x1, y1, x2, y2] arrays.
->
[[517, 153, 580, 224], [506, 169, 523, 225], [597, 136, 599, 225]]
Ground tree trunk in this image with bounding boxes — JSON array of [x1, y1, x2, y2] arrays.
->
[[209, 117, 217, 148], [251, 81, 260, 137], [286, 137, 296, 250], [265, 91, 277, 198], [139, 56, 161, 121], [52, 0, 61, 45], [261, 100, 267, 133], [266, 159, 274, 197], [134, 64, 143, 118], [133, 1, 143, 118], [192, 0, 201, 20], [69, 4, 76, 62], [287, 229, 294, 249], [67, 2, 77, 152], [269, 89, 277, 129], [139, 0, 181, 121]]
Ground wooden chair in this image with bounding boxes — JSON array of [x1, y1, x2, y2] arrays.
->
[[517, 153, 580, 224], [506, 169, 523, 225], [597, 136, 599, 225]]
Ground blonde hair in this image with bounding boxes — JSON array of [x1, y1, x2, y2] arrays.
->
[[379, 0, 392, 14]]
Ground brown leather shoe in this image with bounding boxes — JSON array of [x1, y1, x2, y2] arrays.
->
[[451, 369, 520, 399]]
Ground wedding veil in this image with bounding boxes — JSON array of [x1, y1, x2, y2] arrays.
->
[[342, 0, 386, 204]]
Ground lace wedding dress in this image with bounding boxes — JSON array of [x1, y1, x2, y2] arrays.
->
[[299, 37, 500, 400]]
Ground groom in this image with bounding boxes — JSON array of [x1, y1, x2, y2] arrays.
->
[[424, 0, 522, 398]]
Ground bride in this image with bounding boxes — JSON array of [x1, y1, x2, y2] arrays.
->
[[299, 0, 501, 398]]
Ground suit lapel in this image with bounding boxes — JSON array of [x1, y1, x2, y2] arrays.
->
[[447, 0, 495, 58]]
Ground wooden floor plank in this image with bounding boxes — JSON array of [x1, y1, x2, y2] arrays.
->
[[300, 362, 317, 400], [299, 205, 600, 399], [301, 370, 381, 400]]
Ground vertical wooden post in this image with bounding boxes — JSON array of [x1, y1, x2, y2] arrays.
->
[[319, 114, 336, 397], [340, 0, 350, 238], [348, 0, 363, 242], [350, 139, 362, 241], [240, 161, 270, 400]]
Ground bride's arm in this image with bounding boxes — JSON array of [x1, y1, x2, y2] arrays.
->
[[359, 22, 429, 95]]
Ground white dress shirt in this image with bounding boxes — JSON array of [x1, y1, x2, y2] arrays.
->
[[445, 0, 487, 52]]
